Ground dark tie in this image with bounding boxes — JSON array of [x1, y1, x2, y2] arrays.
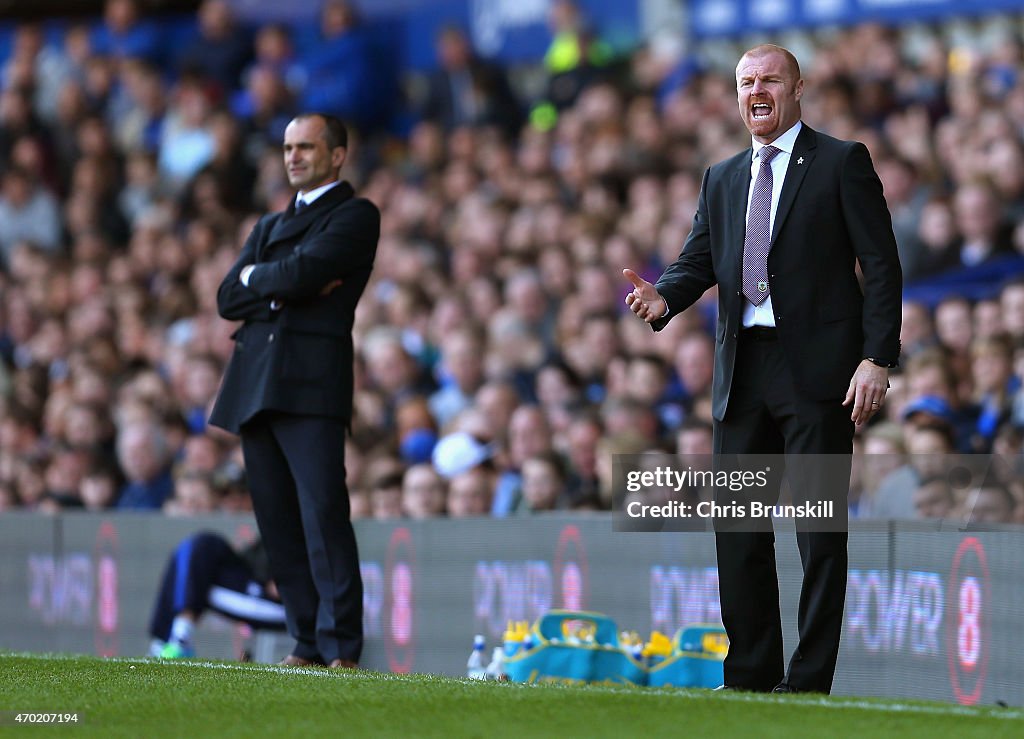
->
[[742, 145, 781, 305], [295, 199, 307, 214]]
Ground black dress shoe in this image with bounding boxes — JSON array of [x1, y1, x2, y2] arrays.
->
[[328, 659, 359, 670], [714, 685, 739, 691], [771, 683, 797, 694]]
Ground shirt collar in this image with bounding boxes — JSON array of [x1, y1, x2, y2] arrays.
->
[[752, 120, 802, 160], [296, 180, 341, 207]]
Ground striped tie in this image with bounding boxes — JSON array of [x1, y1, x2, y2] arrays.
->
[[742, 145, 781, 305]]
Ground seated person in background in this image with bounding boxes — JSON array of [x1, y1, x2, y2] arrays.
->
[[149, 532, 284, 658], [0, 481, 19, 512], [863, 422, 955, 519], [517, 451, 567, 513], [79, 464, 119, 511], [853, 421, 906, 517], [675, 417, 714, 507], [115, 420, 175, 510], [163, 470, 221, 516], [969, 334, 1016, 452], [962, 483, 1017, 526], [902, 349, 979, 452], [447, 467, 494, 517], [912, 476, 957, 521], [421, 25, 522, 137], [349, 488, 371, 519], [370, 472, 404, 520], [401, 463, 447, 519]]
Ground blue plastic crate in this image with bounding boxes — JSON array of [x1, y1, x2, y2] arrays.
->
[[504, 610, 647, 686], [647, 624, 727, 689]]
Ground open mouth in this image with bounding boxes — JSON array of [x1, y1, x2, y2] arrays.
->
[[752, 103, 772, 120]]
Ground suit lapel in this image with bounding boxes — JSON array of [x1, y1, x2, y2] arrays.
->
[[263, 181, 355, 249], [771, 124, 816, 243], [254, 213, 283, 261]]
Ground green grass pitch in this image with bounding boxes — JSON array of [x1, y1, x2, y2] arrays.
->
[[1, 653, 1021, 738]]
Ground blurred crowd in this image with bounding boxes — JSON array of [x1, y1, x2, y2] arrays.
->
[[2, 0, 1024, 526]]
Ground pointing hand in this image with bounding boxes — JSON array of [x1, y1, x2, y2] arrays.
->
[[623, 269, 667, 324]]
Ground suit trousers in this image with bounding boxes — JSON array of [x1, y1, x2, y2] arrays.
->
[[240, 411, 363, 664], [713, 330, 853, 693]]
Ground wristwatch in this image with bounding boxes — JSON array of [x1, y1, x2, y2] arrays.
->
[[864, 357, 897, 368]]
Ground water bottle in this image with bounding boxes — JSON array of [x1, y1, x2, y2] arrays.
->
[[486, 646, 506, 681], [630, 642, 644, 664], [467, 635, 487, 679]]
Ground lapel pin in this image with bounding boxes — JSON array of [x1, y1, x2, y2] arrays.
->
[[797, 157, 804, 165]]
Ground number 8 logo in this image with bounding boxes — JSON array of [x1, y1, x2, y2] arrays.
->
[[392, 563, 412, 645], [957, 576, 980, 671], [947, 537, 989, 705]]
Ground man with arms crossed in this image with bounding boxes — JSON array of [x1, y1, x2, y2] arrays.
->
[[210, 113, 379, 668], [624, 46, 901, 693]]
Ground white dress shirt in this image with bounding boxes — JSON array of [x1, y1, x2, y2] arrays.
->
[[295, 180, 341, 209], [742, 120, 802, 328]]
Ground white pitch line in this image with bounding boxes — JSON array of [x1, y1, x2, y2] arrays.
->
[[664, 689, 1024, 720], [524, 680, 1024, 719], [5, 653, 1021, 720]]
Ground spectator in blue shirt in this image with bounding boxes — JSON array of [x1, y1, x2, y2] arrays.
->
[[298, 0, 391, 131], [115, 420, 174, 509], [177, 0, 253, 95], [91, 0, 163, 66]]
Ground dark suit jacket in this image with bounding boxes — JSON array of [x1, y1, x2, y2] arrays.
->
[[209, 182, 380, 434], [653, 124, 902, 421]]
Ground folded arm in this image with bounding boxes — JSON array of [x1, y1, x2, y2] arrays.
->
[[217, 216, 274, 322], [245, 200, 381, 301]]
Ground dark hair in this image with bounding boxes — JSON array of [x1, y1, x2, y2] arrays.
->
[[294, 112, 348, 150], [631, 353, 668, 375], [85, 462, 118, 480], [936, 294, 971, 311], [912, 422, 955, 450], [525, 450, 567, 481], [372, 472, 405, 492], [176, 469, 217, 488]]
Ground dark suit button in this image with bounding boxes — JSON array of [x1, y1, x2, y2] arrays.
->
[[732, 332, 737, 339], [268, 333, 275, 343]]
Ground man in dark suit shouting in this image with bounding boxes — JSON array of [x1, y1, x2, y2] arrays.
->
[[624, 45, 901, 694], [210, 113, 379, 669]]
